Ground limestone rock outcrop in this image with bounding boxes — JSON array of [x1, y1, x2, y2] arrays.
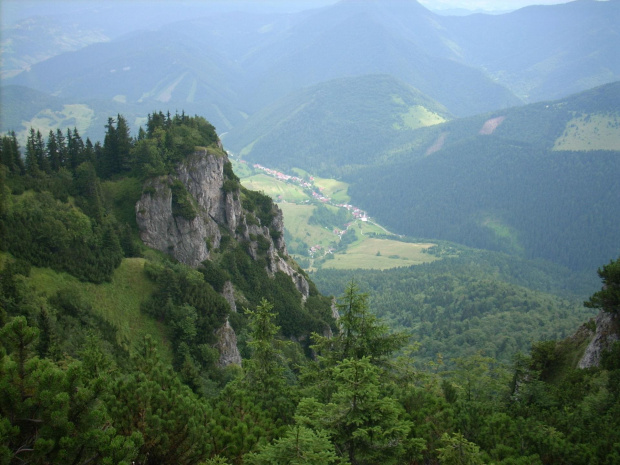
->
[[578, 311, 619, 368], [135, 148, 311, 365], [214, 319, 242, 367]]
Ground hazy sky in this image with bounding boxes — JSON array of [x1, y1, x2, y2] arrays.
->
[[0, 0, 581, 25], [419, 0, 576, 11]]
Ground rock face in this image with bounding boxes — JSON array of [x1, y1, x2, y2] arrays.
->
[[214, 319, 242, 367], [222, 281, 237, 313], [136, 151, 240, 267], [578, 311, 620, 369], [136, 148, 311, 366], [136, 149, 309, 297]]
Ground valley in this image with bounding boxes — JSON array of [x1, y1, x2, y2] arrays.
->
[[231, 157, 439, 271]]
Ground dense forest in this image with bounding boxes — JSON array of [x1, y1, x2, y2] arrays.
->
[[312, 248, 599, 366], [1, 116, 620, 464], [346, 81, 620, 273]]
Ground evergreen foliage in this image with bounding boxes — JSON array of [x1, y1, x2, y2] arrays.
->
[[585, 257, 620, 314], [311, 253, 597, 366], [2, 112, 620, 465], [1, 259, 620, 464]]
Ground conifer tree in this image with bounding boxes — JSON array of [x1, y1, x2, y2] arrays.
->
[[55, 128, 67, 168], [243, 298, 296, 422], [297, 357, 413, 465], [244, 425, 342, 465], [109, 335, 211, 465], [302, 282, 408, 402], [585, 257, 620, 314], [45, 130, 61, 171], [24, 128, 42, 176], [0, 317, 140, 464], [1, 132, 24, 174], [67, 127, 85, 171]]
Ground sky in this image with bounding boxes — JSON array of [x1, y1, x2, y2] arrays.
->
[[419, 0, 575, 11], [0, 0, 581, 26]]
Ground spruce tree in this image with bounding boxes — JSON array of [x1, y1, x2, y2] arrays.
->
[[242, 299, 296, 423], [24, 128, 41, 176], [45, 130, 61, 171]]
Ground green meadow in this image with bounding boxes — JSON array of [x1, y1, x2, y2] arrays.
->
[[553, 113, 620, 151], [312, 176, 350, 204], [25, 257, 171, 360], [320, 237, 438, 270], [241, 174, 309, 202]]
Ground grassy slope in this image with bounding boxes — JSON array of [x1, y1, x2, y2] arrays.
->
[[553, 113, 620, 151], [25, 255, 171, 362], [322, 237, 438, 270]]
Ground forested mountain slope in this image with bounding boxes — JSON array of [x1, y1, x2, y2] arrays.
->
[[347, 82, 620, 271], [2, 110, 620, 465], [224, 74, 451, 176], [4, 0, 619, 145], [312, 248, 599, 365]]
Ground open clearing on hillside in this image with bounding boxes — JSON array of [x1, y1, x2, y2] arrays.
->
[[395, 104, 447, 130], [279, 203, 336, 246], [26, 258, 171, 361], [553, 113, 620, 151], [18, 104, 95, 145], [242, 174, 308, 202], [312, 176, 350, 204], [321, 238, 438, 270]]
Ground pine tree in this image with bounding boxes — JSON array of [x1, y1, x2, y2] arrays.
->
[[67, 127, 85, 171], [585, 257, 620, 314], [46, 130, 61, 171], [101, 117, 117, 178], [297, 357, 412, 465], [243, 299, 294, 421], [109, 335, 212, 465], [0, 317, 140, 464], [116, 114, 133, 172], [1, 133, 23, 174], [55, 128, 68, 168], [244, 425, 342, 465], [34, 129, 50, 174], [302, 282, 408, 402], [24, 128, 42, 176]]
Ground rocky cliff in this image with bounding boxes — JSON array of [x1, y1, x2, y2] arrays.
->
[[136, 149, 309, 295], [578, 311, 620, 369], [135, 148, 311, 365], [136, 150, 240, 267]]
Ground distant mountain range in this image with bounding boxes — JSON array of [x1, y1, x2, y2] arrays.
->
[[3, 0, 619, 137]]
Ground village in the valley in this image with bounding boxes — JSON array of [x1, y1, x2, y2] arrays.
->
[[238, 160, 372, 258]]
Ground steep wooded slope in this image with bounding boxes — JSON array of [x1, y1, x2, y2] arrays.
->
[[224, 74, 451, 176], [347, 82, 620, 271]]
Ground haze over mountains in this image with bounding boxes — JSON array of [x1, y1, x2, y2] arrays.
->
[[1, 0, 619, 272], [3, 0, 618, 133]]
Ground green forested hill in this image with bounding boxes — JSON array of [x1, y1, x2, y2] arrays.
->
[[225, 74, 451, 177], [311, 248, 599, 366], [347, 82, 620, 271]]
